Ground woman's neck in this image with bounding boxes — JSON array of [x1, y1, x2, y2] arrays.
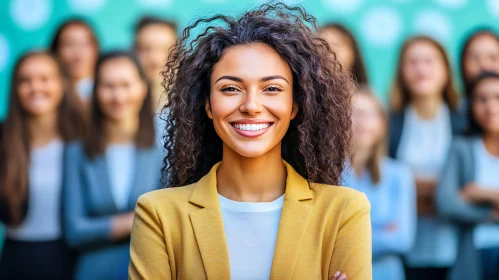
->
[[217, 144, 286, 202], [483, 133, 499, 157], [410, 94, 443, 120], [104, 117, 139, 144], [72, 73, 92, 84], [28, 112, 60, 148], [151, 82, 165, 113], [351, 147, 371, 178]]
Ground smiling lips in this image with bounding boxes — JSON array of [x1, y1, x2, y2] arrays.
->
[[230, 121, 273, 138]]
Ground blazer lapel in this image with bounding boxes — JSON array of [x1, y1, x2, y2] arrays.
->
[[270, 162, 313, 280], [127, 148, 159, 209], [188, 163, 231, 279], [86, 155, 118, 213]]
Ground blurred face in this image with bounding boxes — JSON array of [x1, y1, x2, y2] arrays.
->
[[96, 57, 147, 122], [402, 40, 448, 98], [472, 78, 499, 135], [319, 27, 355, 71], [207, 43, 297, 158], [17, 55, 64, 117], [351, 94, 385, 151], [58, 24, 98, 81], [463, 34, 499, 80], [135, 24, 177, 85]]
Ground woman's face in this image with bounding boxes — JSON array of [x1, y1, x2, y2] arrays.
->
[[135, 24, 177, 85], [402, 40, 448, 98], [463, 33, 499, 81], [319, 28, 355, 71], [472, 78, 499, 135], [58, 24, 98, 81], [207, 43, 297, 158], [17, 55, 64, 117], [351, 94, 385, 151], [96, 57, 147, 123]]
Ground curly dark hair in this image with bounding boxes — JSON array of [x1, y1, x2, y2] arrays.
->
[[161, 2, 354, 188]]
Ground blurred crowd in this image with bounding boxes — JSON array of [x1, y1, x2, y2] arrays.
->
[[1, 9, 499, 280]]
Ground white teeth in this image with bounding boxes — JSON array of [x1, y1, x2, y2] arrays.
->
[[233, 123, 271, 131]]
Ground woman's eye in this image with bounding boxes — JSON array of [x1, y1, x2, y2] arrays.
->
[[264, 86, 282, 92], [221, 86, 239, 92]]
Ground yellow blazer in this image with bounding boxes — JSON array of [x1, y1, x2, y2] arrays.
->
[[129, 162, 372, 280]]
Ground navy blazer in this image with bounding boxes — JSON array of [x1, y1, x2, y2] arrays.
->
[[62, 141, 163, 280]]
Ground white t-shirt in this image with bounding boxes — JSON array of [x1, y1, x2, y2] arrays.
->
[[473, 139, 499, 249], [6, 139, 64, 241], [397, 104, 452, 180], [76, 77, 94, 101], [106, 144, 136, 211], [218, 194, 284, 280]]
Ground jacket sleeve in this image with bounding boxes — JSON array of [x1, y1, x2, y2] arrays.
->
[[63, 143, 114, 249], [372, 165, 416, 259], [129, 194, 172, 280], [329, 192, 372, 279], [436, 139, 492, 224]]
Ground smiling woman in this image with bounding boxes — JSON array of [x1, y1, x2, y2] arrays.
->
[[0, 51, 86, 279], [129, 2, 372, 280], [62, 51, 163, 280]]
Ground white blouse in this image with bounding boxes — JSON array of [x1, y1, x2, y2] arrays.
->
[[6, 139, 64, 241]]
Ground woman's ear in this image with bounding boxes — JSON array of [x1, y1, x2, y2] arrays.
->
[[205, 99, 213, 119], [290, 103, 298, 120]]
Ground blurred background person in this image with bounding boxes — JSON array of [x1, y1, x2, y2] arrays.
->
[[63, 51, 162, 280], [133, 16, 177, 144], [0, 51, 86, 279], [459, 29, 499, 95], [133, 16, 177, 113], [319, 23, 369, 86], [343, 88, 416, 280], [388, 36, 466, 279], [51, 19, 100, 104], [438, 71, 499, 280]]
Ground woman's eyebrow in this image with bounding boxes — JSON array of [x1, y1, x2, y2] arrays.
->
[[215, 75, 289, 84], [260, 75, 289, 84], [215, 75, 243, 84]]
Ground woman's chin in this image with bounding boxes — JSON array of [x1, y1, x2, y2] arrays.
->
[[226, 142, 276, 159]]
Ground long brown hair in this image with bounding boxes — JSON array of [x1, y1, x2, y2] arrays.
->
[[352, 88, 387, 184], [319, 23, 369, 86], [0, 51, 86, 225], [390, 36, 459, 112], [84, 51, 155, 158]]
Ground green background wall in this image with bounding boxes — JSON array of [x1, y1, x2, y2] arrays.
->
[[1, 0, 498, 119]]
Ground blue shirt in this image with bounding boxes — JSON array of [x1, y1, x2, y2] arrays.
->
[[473, 138, 499, 249], [342, 158, 416, 280]]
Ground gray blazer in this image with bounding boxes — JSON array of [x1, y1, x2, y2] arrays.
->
[[437, 136, 496, 280], [62, 141, 163, 280]]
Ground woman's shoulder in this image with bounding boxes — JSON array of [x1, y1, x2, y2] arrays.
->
[[310, 183, 370, 211], [64, 140, 85, 157], [450, 135, 477, 154], [381, 158, 412, 178], [136, 184, 197, 211]]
